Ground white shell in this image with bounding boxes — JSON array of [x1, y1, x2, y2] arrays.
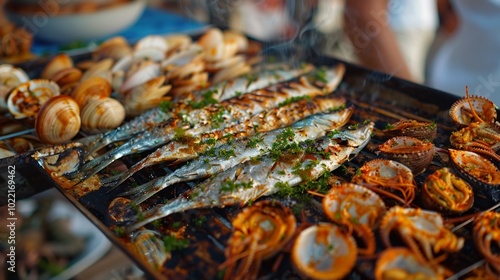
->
[[7, 79, 60, 119], [0, 64, 30, 112], [119, 63, 161, 93]]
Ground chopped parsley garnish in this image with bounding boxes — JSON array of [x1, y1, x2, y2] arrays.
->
[[211, 108, 226, 128], [244, 73, 258, 89], [384, 123, 395, 130], [218, 148, 236, 159], [159, 100, 173, 113], [278, 95, 312, 107], [203, 138, 217, 145], [247, 133, 263, 148], [314, 68, 328, 83], [220, 179, 253, 192], [195, 216, 207, 227], [270, 128, 302, 160], [162, 235, 190, 252], [188, 89, 218, 109]]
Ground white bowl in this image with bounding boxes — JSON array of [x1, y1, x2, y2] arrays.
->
[[6, 0, 146, 44]]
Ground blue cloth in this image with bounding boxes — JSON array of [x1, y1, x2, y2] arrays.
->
[[30, 7, 207, 56]]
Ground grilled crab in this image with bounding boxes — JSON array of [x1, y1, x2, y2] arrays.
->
[[322, 182, 386, 255], [473, 211, 500, 277], [379, 206, 464, 262], [221, 200, 296, 280]]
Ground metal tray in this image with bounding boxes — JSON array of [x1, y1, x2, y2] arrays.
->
[[1, 46, 498, 279]]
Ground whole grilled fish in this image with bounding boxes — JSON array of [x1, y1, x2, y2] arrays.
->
[[71, 65, 346, 183], [83, 64, 316, 157], [103, 96, 347, 190], [117, 106, 353, 204], [114, 122, 374, 232]]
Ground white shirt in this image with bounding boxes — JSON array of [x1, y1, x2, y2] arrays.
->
[[428, 0, 500, 105]]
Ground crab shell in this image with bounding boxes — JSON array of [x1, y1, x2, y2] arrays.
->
[[129, 229, 167, 269], [449, 149, 500, 189], [291, 223, 357, 280], [375, 247, 444, 280], [7, 79, 60, 119], [352, 159, 417, 206], [449, 95, 497, 127], [473, 212, 500, 275], [420, 168, 474, 214], [383, 119, 437, 142], [223, 200, 296, 279], [35, 95, 81, 144], [323, 182, 386, 228], [378, 136, 435, 175], [379, 206, 464, 261]]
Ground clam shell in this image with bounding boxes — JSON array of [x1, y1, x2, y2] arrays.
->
[[80, 97, 125, 134], [323, 182, 386, 228], [449, 149, 500, 190], [420, 168, 474, 214], [378, 136, 435, 175], [41, 53, 73, 80], [7, 79, 60, 119], [223, 29, 249, 53], [165, 34, 192, 54], [291, 223, 357, 280], [129, 229, 167, 269], [124, 76, 171, 117], [80, 58, 113, 83], [449, 95, 497, 126], [352, 159, 416, 205], [375, 247, 444, 280], [92, 36, 132, 61], [0, 64, 30, 112], [71, 76, 112, 108], [134, 35, 168, 53], [383, 119, 437, 142], [50, 67, 83, 88], [35, 95, 81, 144], [0, 147, 15, 159]]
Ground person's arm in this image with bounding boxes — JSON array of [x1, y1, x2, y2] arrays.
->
[[343, 0, 413, 81]]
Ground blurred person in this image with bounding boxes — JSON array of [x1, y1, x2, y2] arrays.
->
[[427, 0, 500, 105], [314, 0, 438, 83]]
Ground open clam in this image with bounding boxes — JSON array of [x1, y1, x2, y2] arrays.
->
[[450, 122, 500, 162], [352, 159, 417, 206], [379, 206, 464, 262], [375, 247, 445, 280], [35, 95, 81, 144], [383, 119, 437, 142], [449, 149, 500, 190], [377, 136, 435, 175], [291, 223, 357, 280], [124, 76, 172, 117], [222, 200, 296, 280], [449, 91, 497, 127], [7, 79, 60, 119], [473, 211, 500, 277], [0, 64, 29, 111], [322, 182, 386, 255], [420, 168, 474, 214]]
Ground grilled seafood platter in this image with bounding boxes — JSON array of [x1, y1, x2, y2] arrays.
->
[[3, 29, 500, 279]]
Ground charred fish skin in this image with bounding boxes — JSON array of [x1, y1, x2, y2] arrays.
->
[[121, 106, 354, 204], [105, 96, 347, 190], [125, 122, 373, 232], [83, 65, 316, 156], [72, 65, 346, 183]]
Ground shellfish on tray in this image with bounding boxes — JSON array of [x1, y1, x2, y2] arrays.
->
[[420, 167, 474, 214], [377, 136, 435, 175], [375, 247, 445, 280], [379, 206, 464, 262], [322, 182, 386, 255], [35, 95, 81, 144], [0, 64, 29, 112], [6, 79, 60, 119], [383, 119, 437, 142], [449, 149, 500, 189], [352, 159, 417, 206], [291, 223, 357, 280], [129, 229, 168, 270], [449, 87, 497, 127], [473, 211, 500, 278], [222, 200, 296, 280]]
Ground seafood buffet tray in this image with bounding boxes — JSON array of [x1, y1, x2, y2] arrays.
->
[[1, 42, 499, 280]]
